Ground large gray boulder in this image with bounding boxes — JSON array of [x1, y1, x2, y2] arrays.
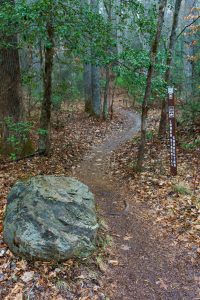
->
[[3, 176, 98, 262]]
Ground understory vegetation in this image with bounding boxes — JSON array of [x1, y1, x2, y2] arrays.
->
[[0, 0, 199, 299]]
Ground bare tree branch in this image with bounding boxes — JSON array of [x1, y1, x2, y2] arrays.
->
[[176, 15, 200, 40]]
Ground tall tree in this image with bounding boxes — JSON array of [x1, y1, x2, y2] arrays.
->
[[0, 0, 23, 138], [102, 0, 112, 120], [38, 14, 54, 155], [102, 0, 117, 120], [83, 0, 93, 114], [90, 0, 101, 118], [83, 0, 101, 117], [158, 0, 182, 137], [136, 0, 168, 171]]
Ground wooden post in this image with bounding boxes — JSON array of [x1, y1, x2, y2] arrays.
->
[[168, 87, 177, 176]]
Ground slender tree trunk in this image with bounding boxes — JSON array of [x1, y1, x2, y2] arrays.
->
[[39, 41, 44, 82], [27, 46, 33, 117], [90, 0, 101, 118], [136, 0, 167, 172], [38, 22, 54, 155], [103, 66, 110, 120], [110, 78, 116, 120], [103, 0, 113, 120], [0, 0, 23, 139], [91, 64, 101, 117], [158, 0, 182, 137], [82, 0, 93, 114], [84, 62, 93, 113]]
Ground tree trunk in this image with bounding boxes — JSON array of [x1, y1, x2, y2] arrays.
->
[[103, 66, 110, 120], [0, 0, 23, 139], [110, 78, 116, 120], [84, 62, 93, 113], [82, 0, 93, 114], [158, 0, 182, 137], [27, 46, 33, 117], [38, 22, 54, 155], [91, 64, 101, 117], [136, 0, 168, 172], [103, 0, 113, 120], [90, 0, 101, 118]]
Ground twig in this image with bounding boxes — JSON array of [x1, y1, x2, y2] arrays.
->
[[176, 15, 200, 40], [0, 150, 46, 165]]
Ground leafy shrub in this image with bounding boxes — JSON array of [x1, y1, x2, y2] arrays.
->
[[181, 101, 200, 126], [116, 48, 166, 105], [181, 138, 200, 151], [173, 183, 191, 195], [4, 118, 34, 160], [146, 131, 154, 141]]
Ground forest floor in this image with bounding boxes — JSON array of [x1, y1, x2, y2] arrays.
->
[[0, 99, 199, 299]]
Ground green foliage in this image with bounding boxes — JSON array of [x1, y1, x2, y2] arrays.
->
[[52, 82, 68, 110], [0, 0, 112, 113], [181, 138, 200, 151], [0, 0, 185, 124], [52, 57, 83, 109], [146, 131, 154, 141], [116, 51, 147, 103], [37, 128, 48, 136], [0, 0, 168, 116], [181, 101, 200, 126], [116, 49, 167, 105], [5, 118, 32, 141], [173, 184, 191, 195], [22, 70, 38, 91], [5, 118, 33, 160], [119, 0, 157, 41], [97, 234, 113, 251]]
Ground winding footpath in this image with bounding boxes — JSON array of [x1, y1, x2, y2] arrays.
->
[[75, 109, 199, 300]]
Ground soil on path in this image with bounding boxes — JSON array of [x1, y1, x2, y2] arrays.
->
[[75, 108, 199, 300]]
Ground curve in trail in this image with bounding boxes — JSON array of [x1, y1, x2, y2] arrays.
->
[[75, 109, 140, 188], [75, 109, 198, 300], [95, 109, 141, 153]]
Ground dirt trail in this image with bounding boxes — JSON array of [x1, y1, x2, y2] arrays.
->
[[75, 108, 199, 300]]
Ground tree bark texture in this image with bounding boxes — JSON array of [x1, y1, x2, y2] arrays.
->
[[84, 62, 93, 113], [0, 0, 23, 139], [136, 0, 168, 171], [38, 22, 54, 155], [91, 64, 101, 117], [103, 0, 114, 119], [90, 0, 101, 118], [103, 66, 110, 120]]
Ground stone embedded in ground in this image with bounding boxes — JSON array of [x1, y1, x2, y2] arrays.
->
[[3, 176, 98, 262]]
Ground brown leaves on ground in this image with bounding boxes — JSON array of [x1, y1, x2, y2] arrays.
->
[[0, 105, 123, 300], [110, 109, 200, 261], [0, 105, 199, 299], [0, 254, 107, 300]]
